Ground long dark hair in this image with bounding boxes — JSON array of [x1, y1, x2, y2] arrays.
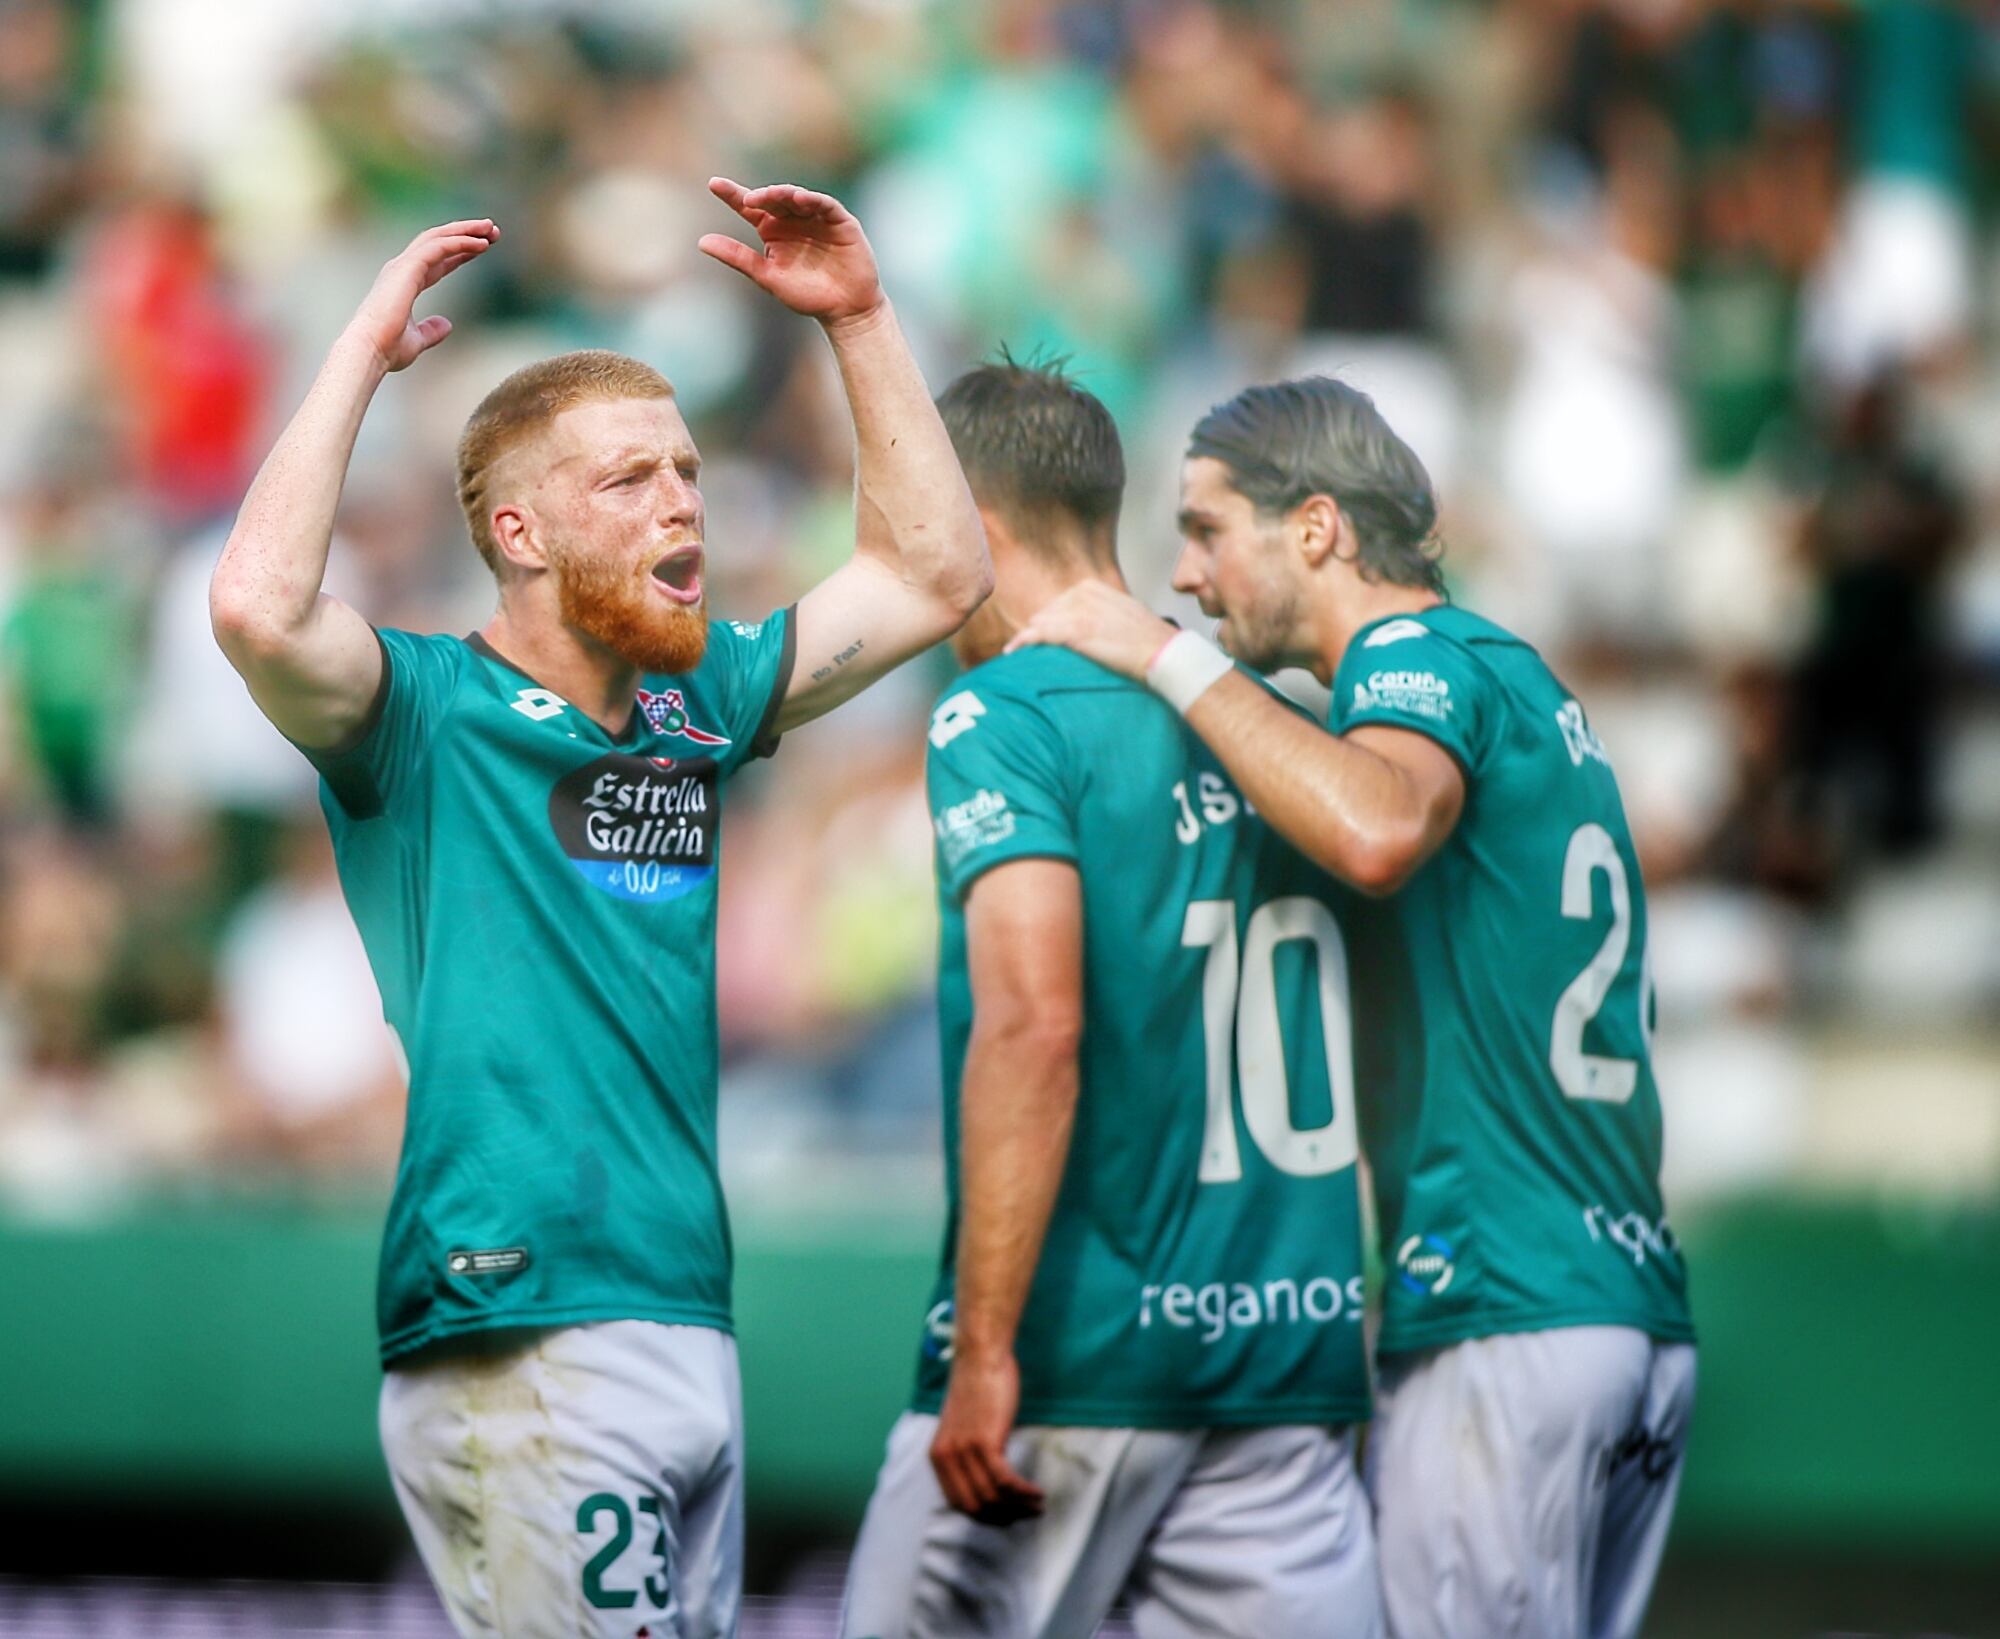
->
[[1189, 377, 1444, 593]]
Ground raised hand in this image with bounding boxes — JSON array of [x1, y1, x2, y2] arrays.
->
[[698, 178, 883, 326], [347, 219, 500, 373]]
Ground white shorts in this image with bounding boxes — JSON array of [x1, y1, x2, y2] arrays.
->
[[1366, 1326, 1696, 1639], [379, 1320, 743, 1639], [842, 1413, 1383, 1639]]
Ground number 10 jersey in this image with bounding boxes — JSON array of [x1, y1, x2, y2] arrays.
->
[[915, 647, 1400, 1428], [1333, 607, 1695, 1357]]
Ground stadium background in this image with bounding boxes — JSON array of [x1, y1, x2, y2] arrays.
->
[[0, 0, 1996, 1632]]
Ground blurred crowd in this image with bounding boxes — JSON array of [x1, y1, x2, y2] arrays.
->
[[0, 0, 1996, 1219]]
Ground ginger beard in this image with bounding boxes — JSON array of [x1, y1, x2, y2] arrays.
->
[[546, 535, 709, 675]]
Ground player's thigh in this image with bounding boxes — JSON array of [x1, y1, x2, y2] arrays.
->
[[1367, 1328, 1654, 1639], [641, 1329, 743, 1639], [1125, 1424, 1381, 1639], [380, 1320, 741, 1639], [842, 1413, 1194, 1639], [1589, 1343, 1696, 1639]]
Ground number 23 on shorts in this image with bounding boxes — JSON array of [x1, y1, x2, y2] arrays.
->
[[577, 1491, 671, 1612]]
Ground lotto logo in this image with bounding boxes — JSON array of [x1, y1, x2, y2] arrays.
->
[[928, 690, 986, 749], [1363, 618, 1430, 648], [511, 687, 566, 721]]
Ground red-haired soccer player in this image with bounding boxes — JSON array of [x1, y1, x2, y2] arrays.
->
[[211, 184, 989, 1637]]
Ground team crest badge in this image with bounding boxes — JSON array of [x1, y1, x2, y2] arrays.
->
[[636, 688, 731, 746]]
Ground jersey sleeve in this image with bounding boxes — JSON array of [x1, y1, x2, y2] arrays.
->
[[925, 681, 1078, 904], [1331, 619, 1495, 774], [298, 628, 463, 819], [705, 607, 796, 767]]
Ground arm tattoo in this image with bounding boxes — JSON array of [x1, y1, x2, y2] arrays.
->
[[810, 638, 866, 684]]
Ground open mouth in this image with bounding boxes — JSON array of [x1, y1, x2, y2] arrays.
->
[[650, 545, 705, 606]]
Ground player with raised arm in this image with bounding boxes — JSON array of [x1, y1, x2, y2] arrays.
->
[[841, 361, 1385, 1639], [209, 185, 989, 1639], [1009, 377, 1695, 1639]]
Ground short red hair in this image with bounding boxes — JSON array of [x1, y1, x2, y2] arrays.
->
[[455, 350, 673, 571]]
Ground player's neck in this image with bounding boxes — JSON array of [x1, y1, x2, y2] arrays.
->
[[963, 559, 1128, 669], [1311, 582, 1444, 685], [1029, 559, 1127, 618], [479, 608, 641, 733]]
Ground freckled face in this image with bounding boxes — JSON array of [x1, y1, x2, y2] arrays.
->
[[529, 395, 710, 673], [1170, 457, 1302, 674]]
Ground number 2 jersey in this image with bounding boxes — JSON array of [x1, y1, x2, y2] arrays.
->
[[301, 614, 794, 1365], [913, 646, 1407, 1428], [1332, 605, 1695, 1357]]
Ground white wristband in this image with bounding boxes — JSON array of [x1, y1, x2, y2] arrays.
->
[[1145, 630, 1233, 715]]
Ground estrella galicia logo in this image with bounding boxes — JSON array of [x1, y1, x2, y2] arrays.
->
[[550, 752, 718, 903], [1397, 1233, 1456, 1297], [921, 1299, 956, 1363], [635, 687, 731, 747]]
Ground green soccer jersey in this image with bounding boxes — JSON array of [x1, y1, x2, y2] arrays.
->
[[301, 613, 794, 1365], [911, 647, 1400, 1428], [1331, 605, 1695, 1356]]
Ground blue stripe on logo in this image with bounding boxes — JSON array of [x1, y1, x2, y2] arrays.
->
[[567, 859, 714, 903]]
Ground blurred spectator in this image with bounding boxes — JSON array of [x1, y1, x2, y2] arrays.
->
[[213, 817, 403, 1181], [0, 0, 93, 280], [81, 199, 271, 523], [1, 467, 136, 824], [1679, 155, 1802, 479], [1790, 373, 1965, 862], [0, 829, 122, 1079], [0, 0, 1993, 1216], [1272, 80, 1463, 487], [1801, 0, 1977, 390], [0, 829, 202, 1214], [1492, 182, 1685, 646], [127, 527, 319, 830]]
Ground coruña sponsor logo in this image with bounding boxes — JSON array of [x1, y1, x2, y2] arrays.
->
[[933, 787, 1015, 867], [1370, 669, 1450, 697], [549, 752, 719, 903], [1352, 669, 1454, 721]]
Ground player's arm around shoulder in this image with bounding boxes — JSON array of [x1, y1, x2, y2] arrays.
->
[[211, 219, 499, 749], [696, 179, 990, 736], [1168, 670, 1465, 895], [1005, 581, 1466, 896]]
